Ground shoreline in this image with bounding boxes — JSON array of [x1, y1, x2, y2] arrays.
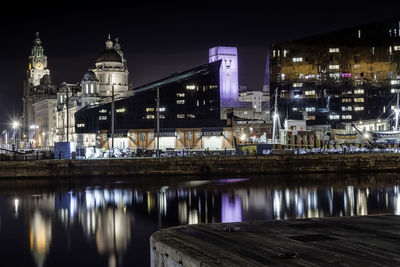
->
[[1, 153, 400, 178]]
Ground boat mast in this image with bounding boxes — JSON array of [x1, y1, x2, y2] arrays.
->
[[272, 87, 280, 142]]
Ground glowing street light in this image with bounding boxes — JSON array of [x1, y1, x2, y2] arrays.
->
[[11, 120, 20, 150]]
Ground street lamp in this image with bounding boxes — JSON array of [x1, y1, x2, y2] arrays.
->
[[12, 121, 20, 150]]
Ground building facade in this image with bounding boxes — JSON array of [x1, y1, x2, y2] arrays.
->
[[75, 60, 236, 151], [23, 33, 56, 140], [268, 19, 400, 128]]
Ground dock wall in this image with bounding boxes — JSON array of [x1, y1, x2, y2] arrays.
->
[[1, 153, 400, 178]]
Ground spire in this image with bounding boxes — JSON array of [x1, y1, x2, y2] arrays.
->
[[114, 37, 121, 50], [105, 34, 113, 49], [34, 32, 41, 45]]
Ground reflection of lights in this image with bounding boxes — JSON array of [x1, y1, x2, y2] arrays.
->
[[14, 198, 19, 215], [394, 186, 400, 215], [69, 192, 77, 218], [159, 191, 167, 216], [221, 193, 242, 223], [30, 211, 52, 267], [356, 189, 368, 215], [240, 134, 246, 141], [178, 201, 187, 224], [188, 209, 199, 224], [273, 190, 282, 219]]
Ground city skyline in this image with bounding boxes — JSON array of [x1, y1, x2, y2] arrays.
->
[[1, 1, 400, 130]]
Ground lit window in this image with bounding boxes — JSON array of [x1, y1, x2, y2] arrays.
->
[[177, 114, 185, 118], [391, 89, 400, 93], [306, 115, 315, 120], [99, 116, 107, 120], [341, 106, 352, 111], [354, 106, 364, 111], [394, 46, 400, 51], [187, 114, 196, 118], [342, 98, 352, 103], [354, 98, 364, 103], [85, 84, 89, 94], [329, 48, 339, 53], [293, 57, 303, 62], [280, 73, 285, 80], [186, 131, 192, 140], [186, 85, 196, 90], [176, 100, 185, 104], [90, 84, 94, 94], [329, 115, 340, 120], [111, 74, 116, 84], [116, 108, 126, 113], [342, 115, 352, 119], [305, 90, 315, 96], [342, 90, 352, 94], [293, 83, 303, 87], [391, 80, 400, 85], [329, 73, 340, 78], [209, 85, 218, 89], [354, 89, 364, 94], [341, 73, 352, 77], [283, 50, 288, 57], [77, 123, 85, 128], [146, 107, 155, 112], [292, 107, 298, 111], [146, 115, 155, 119], [159, 115, 165, 119], [176, 93, 185, 97], [329, 65, 339, 69], [99, 109, 107, 113], [158, 107, 166, 112], [305, 107, 315, 112]]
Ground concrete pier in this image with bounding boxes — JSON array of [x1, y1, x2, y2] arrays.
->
[[1, 153, 400, 178], [150, 215, 400, 266]]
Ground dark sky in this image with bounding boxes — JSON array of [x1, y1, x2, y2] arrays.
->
[[1, 0, 400, 130]]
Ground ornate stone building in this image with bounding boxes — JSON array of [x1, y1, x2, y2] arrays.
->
[[23, 33, 56, 140]]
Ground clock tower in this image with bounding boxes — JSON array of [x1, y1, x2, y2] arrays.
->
[[27, 32, 50, 86], [23, 32, 55, 136]]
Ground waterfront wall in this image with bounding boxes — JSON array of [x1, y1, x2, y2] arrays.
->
[[1, 153, 400, 178]]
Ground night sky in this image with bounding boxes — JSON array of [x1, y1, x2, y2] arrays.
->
[[1, 0, 400, 130]]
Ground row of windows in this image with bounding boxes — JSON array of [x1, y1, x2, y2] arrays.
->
[[329, 114, 352, 120], [342, 98, 364, 103], [274, 48, 340, 58]]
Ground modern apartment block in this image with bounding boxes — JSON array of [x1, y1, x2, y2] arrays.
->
[[268, 18, 400, 129]]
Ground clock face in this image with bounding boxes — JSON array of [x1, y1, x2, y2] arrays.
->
[[35, 62, 43, 70]]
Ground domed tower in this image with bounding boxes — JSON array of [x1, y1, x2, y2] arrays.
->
[[80, 70, 100, 107], [92, 34, 129, 97]]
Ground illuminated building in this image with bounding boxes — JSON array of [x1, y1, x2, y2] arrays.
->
[[75, 60, 236, 151], [268, 19, 400, 128]]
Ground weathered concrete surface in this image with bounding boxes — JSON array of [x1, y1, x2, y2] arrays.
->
[[1, 153, 400, 178], [150, 215, 400, 267]]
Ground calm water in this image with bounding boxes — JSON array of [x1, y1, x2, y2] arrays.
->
[[0, 175, 399, 267]]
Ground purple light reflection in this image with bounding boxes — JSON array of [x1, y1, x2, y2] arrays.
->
[[221, 193, 242, 223]]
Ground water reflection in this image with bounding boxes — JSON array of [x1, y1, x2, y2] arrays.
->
[[1, 177, 400, 267]]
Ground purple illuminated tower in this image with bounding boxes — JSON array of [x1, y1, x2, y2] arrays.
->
[[209, 46, 239, 107]]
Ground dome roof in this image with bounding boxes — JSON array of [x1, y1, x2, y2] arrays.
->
[[96, 49, 122, 63], [82, 70, 97, 81]]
